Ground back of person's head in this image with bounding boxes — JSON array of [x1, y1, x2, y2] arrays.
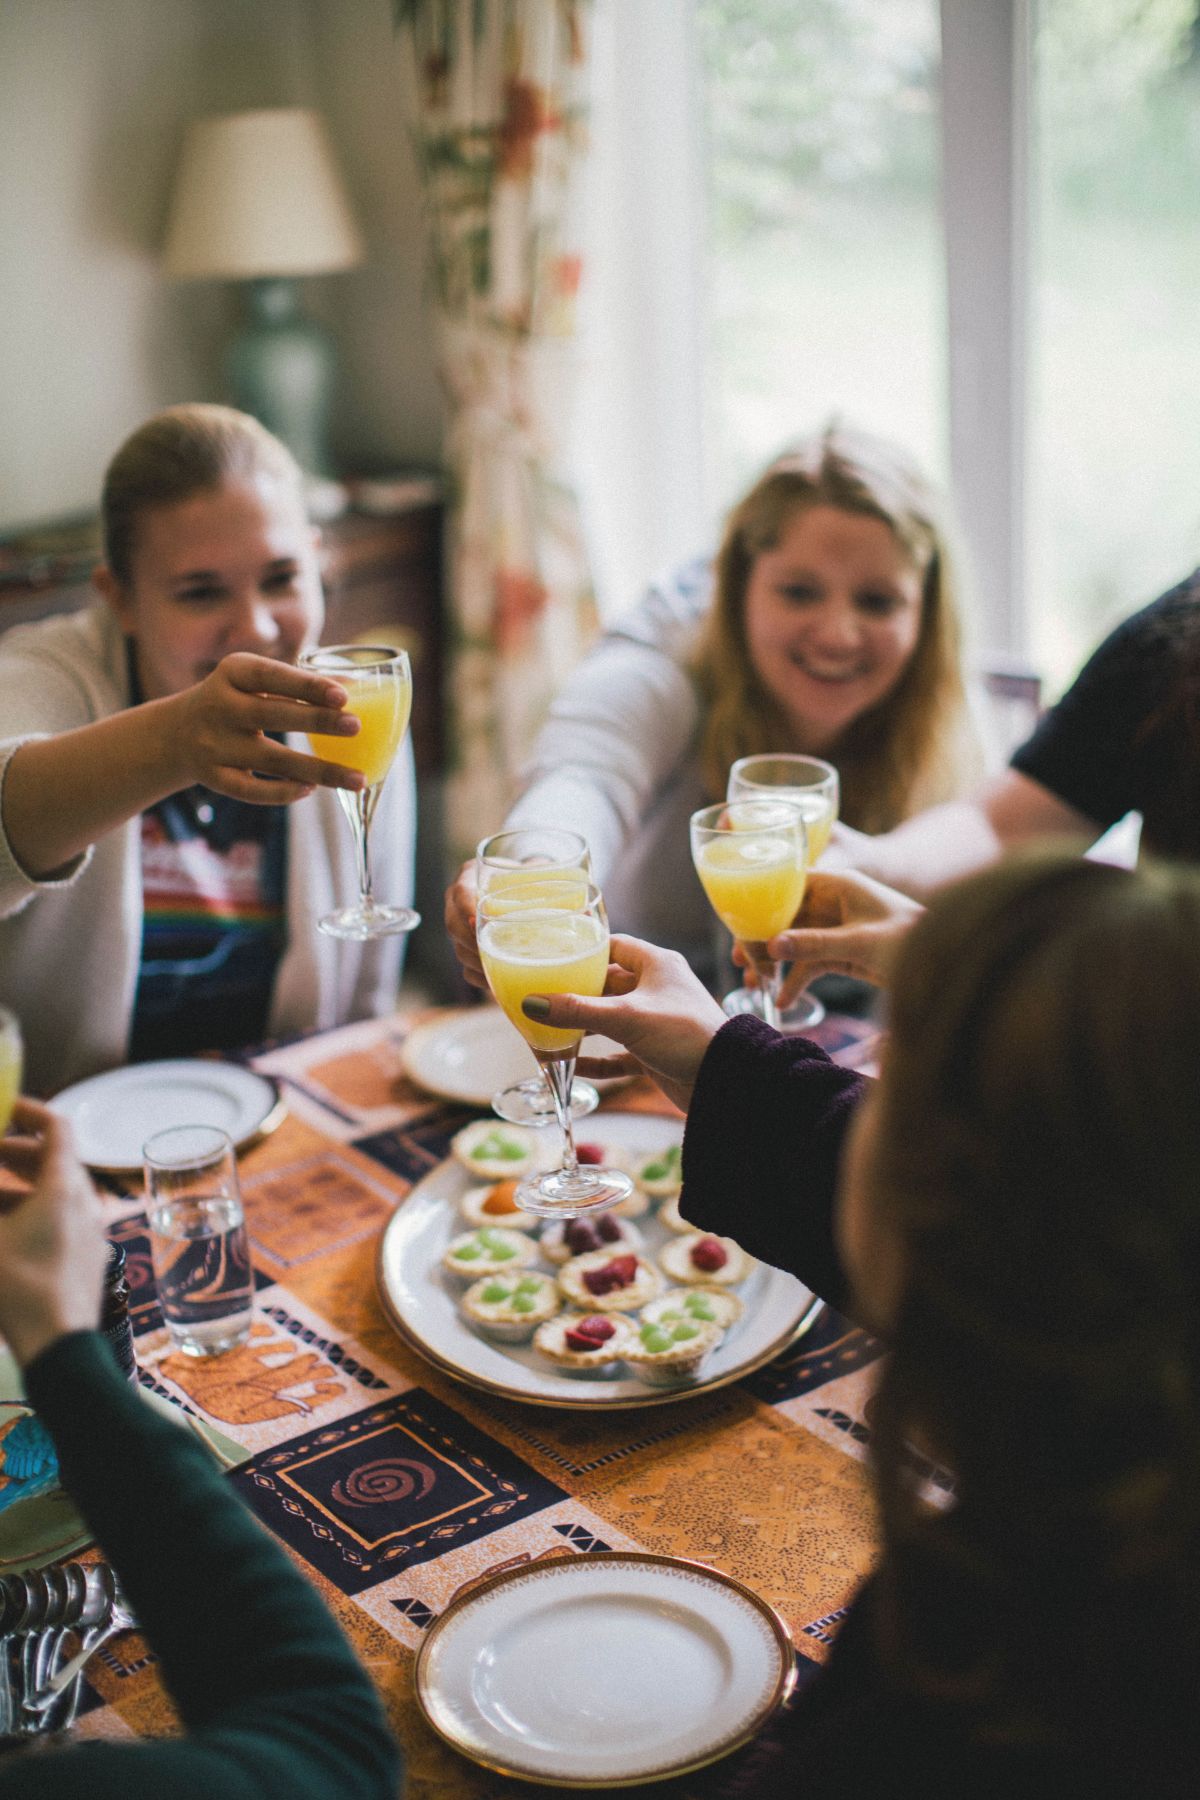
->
[[870, 850, 1200, 1761], [695, 420, 969, 828], [101, 404, 305, 588]]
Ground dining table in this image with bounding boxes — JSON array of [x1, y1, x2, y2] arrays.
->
[[40, 1001, 888, 1798]]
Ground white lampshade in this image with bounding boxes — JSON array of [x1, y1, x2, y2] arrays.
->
[[162, 107, 365, 280]]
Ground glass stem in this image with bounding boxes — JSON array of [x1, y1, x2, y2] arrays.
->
[[760, 960, 783, 1031], [351, 788, 374, 909], [540, 1054, 580, 1177]]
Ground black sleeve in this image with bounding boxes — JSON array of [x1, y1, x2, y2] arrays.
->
[[0, 1332, 400, 1800], [1010, 585, 1194, 832], [678, 1016, 868, 1317]]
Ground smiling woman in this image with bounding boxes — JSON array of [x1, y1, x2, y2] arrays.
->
[[446, 421, 977, 990], [0, 404, 417, 1093]]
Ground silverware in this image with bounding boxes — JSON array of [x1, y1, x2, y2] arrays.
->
[[22, 1581, 136, 1720], [1, 1563, 119, 1736]]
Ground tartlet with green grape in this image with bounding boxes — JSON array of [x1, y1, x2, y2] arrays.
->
[[459, 1179, 540, 1233], [539, 1210, 644, 1266], [461, 1271, 561, 1342], [622, 1312, 724, 1386], [442, 1226, 540, 1285], [657, 1192, 694, 1235], [642, 1286, 744, 1336], [450, 1119, 537, 1182], [533, 1310, 637, 1373], [633, 1141, 683, 1202], [658, 1232, 754, 1287], [556, 1248, 662, 1313]]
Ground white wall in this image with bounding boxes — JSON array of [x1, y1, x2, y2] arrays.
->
[[0, 0, 442, 533]]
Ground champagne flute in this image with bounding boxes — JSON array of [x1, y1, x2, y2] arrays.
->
[[690, 800, 808, 1032], [725, 754, 839, 1029], [0, 1008, 22, 1134], [475, 828, 600, 1126], [300, 644, 421, 939], [477, 883, 633, 1216]]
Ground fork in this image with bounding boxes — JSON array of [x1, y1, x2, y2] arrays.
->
[[22, 1584, 138, 1719]]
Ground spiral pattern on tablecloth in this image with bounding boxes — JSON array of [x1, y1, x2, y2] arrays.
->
[[332, 1456, 436, 1508]]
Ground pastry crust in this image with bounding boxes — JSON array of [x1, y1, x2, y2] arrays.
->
[[623, 1315, 724, 1385], [557, 1249, 663, 1312], [533, 1310, 637, 1371], [450, 1120, 537, 1181], [442, 1227, 540, 1284], [642, 1286, 744, 1334], [658, 1232, 754, 1287], [538, 1213, 645, 1265], [633, 1141, 683, 1201], [459, 1181, 540, 1232], [461, 1271, 561, 1342]]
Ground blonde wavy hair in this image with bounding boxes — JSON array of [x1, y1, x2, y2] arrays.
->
[[692, 423, 972, 831]]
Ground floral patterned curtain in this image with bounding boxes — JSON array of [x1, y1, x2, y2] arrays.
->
[[394, 0, 598, 860]]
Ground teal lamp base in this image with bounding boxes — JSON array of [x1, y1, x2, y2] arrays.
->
[[227, 278, 337, 477]]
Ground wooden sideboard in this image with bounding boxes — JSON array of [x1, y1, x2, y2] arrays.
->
[[0, 499, 448, 776]]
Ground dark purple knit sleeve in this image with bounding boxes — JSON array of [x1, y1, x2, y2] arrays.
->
[[679, 1016, 869, 1314]]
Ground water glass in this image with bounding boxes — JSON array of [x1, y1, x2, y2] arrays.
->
[[143, 1126, 253, 1357]]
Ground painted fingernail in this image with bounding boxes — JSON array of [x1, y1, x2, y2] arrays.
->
[[522, 996, 551, 1021]]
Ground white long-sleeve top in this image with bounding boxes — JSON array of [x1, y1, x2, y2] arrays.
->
[[0, 604, 416, 1094]]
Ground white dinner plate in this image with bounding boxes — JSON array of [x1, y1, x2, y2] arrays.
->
[[376, 1110, 821, 1409], [416, 1551, 796, 1787], [401, 1006, 628, 1106], [51, 1060, 284, 1175]]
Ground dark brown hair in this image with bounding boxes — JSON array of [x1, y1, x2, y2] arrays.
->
[[101, 403, 304, 587], [691, 422, 975, 827], [869, 851, 1200, 1753]]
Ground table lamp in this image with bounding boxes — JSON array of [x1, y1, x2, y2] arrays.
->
[[162, 107, 365, 478]]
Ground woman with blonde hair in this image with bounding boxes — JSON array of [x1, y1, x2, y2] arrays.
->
[[0, 404, 416, 1092], [446, 420, 977, 990]]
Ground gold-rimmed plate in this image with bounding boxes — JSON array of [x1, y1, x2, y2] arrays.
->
[[50, 1061, 284, 1176], [376, 1110, 821, 1410], [415, 1551, 796, 1787]]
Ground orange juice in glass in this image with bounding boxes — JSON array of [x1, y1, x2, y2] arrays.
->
[[0, 1008, 21, 1134], [691, 800, 808, 1031], [300, 644, 419, 940]]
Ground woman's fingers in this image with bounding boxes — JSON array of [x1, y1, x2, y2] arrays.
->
[[574, 1050, 641, 1080], [223, 653, 348, 709]]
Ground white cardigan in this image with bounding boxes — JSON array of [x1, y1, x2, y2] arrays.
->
[[0, 605, 416, 1094]]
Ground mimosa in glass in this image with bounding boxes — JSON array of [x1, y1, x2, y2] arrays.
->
[[725, 754, 839, 1029], [300, 644, 420, 940], [475, 829, 600, 1127], [477, 884, 633, 1216], [0, 1008, 22, 1135], [691, 800, 808, 1032]]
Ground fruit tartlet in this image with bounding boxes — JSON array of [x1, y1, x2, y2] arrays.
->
[[442, 1226, 540, 1284], [460, 1179, 540, 1233], [633, 1142, 683, 1202], [656, 1193, 695, 1235], [557, 1249, 662, 1313], [450, 1120, 537, 1182], [642, 1286, 743, 1336], [539, 1209, 644, 1266], [533, 1310, 637, 1374], [461, 1271, 561, 1342], [658, 1232, 754, 1288], [622, 1313, 724, 1386]]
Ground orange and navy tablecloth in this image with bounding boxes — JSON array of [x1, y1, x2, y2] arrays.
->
[[74, 1007, 889, 1797]]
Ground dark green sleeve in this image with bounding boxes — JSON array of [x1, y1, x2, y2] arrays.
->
[[0, 1332, 401, 1800]]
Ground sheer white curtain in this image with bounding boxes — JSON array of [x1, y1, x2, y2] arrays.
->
[[569, 0, 711, 622]]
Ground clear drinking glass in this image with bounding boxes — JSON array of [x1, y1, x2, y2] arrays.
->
[[475, 828, 600, 1126], [300, 643, 421, 939], [0, 1008, 22, 1135], [143, 1125, 253, 1357], [691, 799, 809, 1033], [724, 754, 839, 1029], [476, 883, 633, 1217]]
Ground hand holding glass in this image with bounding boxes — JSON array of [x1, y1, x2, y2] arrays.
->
[[300, 643, 420, 939], [143, 1125, 253, 1356], [725, 755, 838, 1029], [691, 800, 808, 1032], [477, 883, 633, 1216], [475, 828, 600, 1127]]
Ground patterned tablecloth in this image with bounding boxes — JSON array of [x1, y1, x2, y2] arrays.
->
[[76, 1006, 888, 1797]]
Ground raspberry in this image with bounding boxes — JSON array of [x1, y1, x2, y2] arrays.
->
[[597, 1213, 623, 1243], [581, 1253, 638, 1296], [691, 1236, 728, 1273], [565, 1219, 601, 1256], [576, 1143, 605, 1164], [565, 1315, 616, 1352]]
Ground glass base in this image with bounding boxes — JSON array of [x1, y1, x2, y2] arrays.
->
[[165, 1310, 253, 1357], [721, 984, 826, 1032], [317, 902, 421, 941], [515, 1165, 635, 1219], [492, 1075, 601, 1127]]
